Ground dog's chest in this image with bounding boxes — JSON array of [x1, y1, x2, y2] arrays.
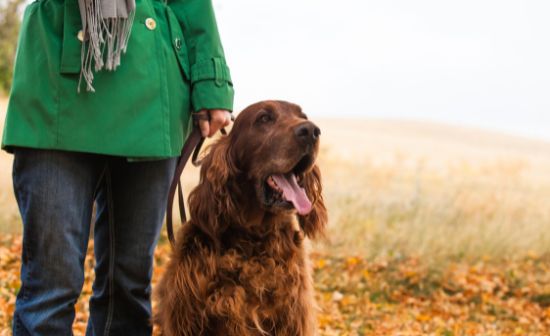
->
[[218, 229, 308, 308]]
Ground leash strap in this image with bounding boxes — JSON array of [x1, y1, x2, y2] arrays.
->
[[166, 113, 231, 249], [166, 127, 203, 249]]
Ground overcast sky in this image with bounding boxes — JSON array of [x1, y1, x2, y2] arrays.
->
[[213, 0, 550, 141]]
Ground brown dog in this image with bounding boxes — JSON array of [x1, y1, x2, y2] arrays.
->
[[154, 100, 327, 335]]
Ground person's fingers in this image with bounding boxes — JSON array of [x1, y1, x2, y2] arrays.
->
[[195, 110, 210, 137], [199, 119, 210, 137], [195, 109, 232, 137], [208, 109, 230, 137], [222, 111, 232, 128], [216, 111, 231, 131]]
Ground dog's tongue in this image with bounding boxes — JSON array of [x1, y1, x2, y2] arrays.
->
[[272, 173, 312, 215]]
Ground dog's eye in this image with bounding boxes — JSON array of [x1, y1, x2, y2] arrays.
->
[[257, 112, 274, 124]]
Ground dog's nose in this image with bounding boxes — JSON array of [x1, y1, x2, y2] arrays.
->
[[294, 122, 321, 143]]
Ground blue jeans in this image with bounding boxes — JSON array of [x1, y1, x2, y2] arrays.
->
[[11, 148, 177, 336]]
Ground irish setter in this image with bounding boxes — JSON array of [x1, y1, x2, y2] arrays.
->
[[154, 100, 327, 335]]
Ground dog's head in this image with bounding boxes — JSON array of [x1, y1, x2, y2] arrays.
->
[[188, 100, 327, 243]]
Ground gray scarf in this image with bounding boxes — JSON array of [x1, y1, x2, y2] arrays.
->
[[78, 0, 136, 92]]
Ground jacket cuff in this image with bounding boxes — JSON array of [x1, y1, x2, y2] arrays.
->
[[191, 58, 232, 84], [190, 58, 234, 111], [191, 79, 234, 112]]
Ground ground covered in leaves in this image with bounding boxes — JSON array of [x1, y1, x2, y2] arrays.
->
[[1, 234, 550, 335]]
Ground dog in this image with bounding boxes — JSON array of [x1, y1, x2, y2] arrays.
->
[[154, 100, 327, 335]]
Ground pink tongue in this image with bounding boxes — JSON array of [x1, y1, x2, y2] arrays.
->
[[272, 173, 312, 215]]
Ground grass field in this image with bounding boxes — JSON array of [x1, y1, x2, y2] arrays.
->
[[314, 118, 550, 262], [1, 98, 550, 335]]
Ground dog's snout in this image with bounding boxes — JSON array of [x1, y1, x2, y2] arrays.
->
[[294, 122, 320, 144]]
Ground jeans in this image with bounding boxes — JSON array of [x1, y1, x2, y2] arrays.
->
[[11, 148, 177, 336]]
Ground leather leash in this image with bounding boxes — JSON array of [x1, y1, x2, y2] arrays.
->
[[165, 113, 231, 249]]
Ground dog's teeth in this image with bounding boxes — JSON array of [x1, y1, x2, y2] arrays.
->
[[267, 175, 281, 191]]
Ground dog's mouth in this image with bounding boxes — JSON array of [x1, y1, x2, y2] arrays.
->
[[262, 154, 314, 215]]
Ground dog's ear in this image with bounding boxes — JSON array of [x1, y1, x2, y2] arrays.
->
[[188, 137, 239, 248], [298, 164, 327, 239]]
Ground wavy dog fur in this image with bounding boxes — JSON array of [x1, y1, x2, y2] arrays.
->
[[154, 101, 327, 335]]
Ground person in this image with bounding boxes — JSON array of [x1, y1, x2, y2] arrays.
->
[[1, 0, 234, 334]]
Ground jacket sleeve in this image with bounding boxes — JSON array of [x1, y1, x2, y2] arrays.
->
[[168, 0, 234, 112]]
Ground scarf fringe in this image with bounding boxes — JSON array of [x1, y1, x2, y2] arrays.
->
[[78, 0, 135, 93]]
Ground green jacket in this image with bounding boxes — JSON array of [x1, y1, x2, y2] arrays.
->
[[1, 0, 234, 159]]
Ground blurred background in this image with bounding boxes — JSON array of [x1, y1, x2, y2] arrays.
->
[[1, 0, 550, 334], [218, 0, 550, 263]]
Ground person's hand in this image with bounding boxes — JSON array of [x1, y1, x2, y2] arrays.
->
[[195, 109, 232, 137]]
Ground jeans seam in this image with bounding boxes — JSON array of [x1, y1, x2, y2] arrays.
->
[[13, 153, 30, 303], [103, 165, 116, 336], [14, 314, 24, 336], [12, 154, 29, 304]]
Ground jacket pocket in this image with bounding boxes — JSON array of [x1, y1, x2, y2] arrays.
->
[[59, 0, 82, 74], [166, 7, 190, 80]]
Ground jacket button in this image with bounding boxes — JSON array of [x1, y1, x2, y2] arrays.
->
[[145, 18, 157, 31], [174, 38, 182, 50], [77, 30, 84, 42]]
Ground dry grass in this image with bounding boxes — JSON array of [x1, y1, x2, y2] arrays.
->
[[314, 118, 550, 262], [1, 98, 550, 262]]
